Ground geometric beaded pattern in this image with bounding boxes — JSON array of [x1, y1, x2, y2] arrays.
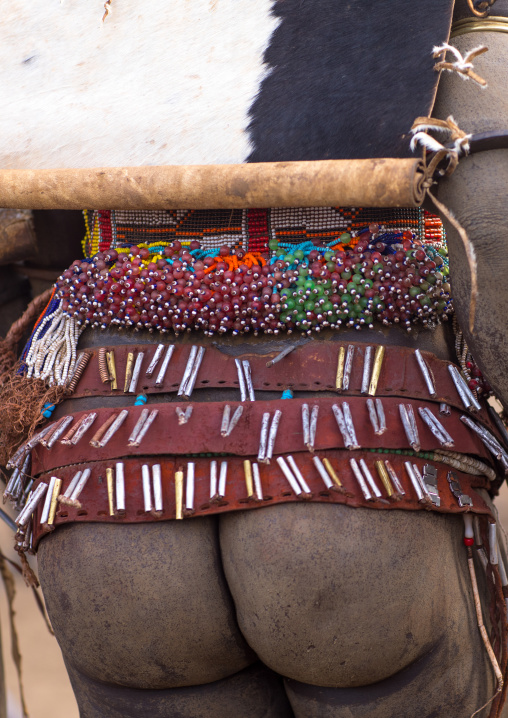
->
[[83, 207, 444, 259]]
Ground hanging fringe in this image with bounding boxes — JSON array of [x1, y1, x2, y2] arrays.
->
[[22, 299, 83, 386], [0, 289, 82, 466], [0, 374, 66, 467]]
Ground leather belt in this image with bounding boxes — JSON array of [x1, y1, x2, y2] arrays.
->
[[68, 341, 488, 415], [31, 450, 494, 551], [31, 395, 494, 476]]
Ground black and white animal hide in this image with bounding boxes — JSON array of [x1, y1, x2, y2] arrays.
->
[[0, 0, 453, 169]]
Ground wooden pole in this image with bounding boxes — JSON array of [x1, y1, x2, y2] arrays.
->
[[0, 158, 425, 209]]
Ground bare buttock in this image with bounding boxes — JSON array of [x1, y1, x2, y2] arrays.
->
[[37, 502, 495, 718]]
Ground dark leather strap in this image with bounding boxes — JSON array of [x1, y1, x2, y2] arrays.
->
[[31, 450, 494, 550], [31, 395, 495, 475], [69, 341, 489, 416], [469, 130, 508, 154]]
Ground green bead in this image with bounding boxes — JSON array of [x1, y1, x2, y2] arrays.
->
[[341, 269, 352, 280], [352, 273, 363, 285], [294, 250, 304, 260], [304, 300, 315, 312], [363, 279, 373, 289], [373, 263, 383, 272], [341, 294, 353, 305], [359, 297, 369, 309], [419, 296, 431, 307], [409, 286, 420, 298], [284, 254, 295, 264], [442, 266, 449, 276], [298, 266, 309, 277], [276, 247, 286, 256], [356, 284, 366, 296], [340, 232, 351, 245], [268, 240, 279, 251], [324, 251, 334, 261], [420, 280, 430, 292], [284, 298, 296, 310], [322, 300, 333, 313], [346, 281, 357, 293]]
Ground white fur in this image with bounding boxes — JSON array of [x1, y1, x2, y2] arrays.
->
[[0, 1, 279, 168]]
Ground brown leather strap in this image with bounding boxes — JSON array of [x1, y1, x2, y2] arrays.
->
[[31, 450, 494, 550], [69, 341, 489, 416], [31, 395, 495, 475]]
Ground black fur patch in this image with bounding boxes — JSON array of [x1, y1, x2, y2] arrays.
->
[[248, 0, 454, 161]]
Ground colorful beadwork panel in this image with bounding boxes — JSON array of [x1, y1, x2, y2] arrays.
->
[[83, 208, 445, 259]]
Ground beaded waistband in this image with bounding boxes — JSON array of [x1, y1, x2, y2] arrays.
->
[[19, 208, 450, 388]]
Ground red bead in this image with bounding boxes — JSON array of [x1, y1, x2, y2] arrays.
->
[[463, 537, 474, 546]]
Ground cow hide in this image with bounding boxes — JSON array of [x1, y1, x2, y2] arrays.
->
[[0, 0, 453, 169]]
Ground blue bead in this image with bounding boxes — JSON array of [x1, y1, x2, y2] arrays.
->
[[134, 394, 148, 406], [41, 403, 55, 416], [281, 389, 293, 399]]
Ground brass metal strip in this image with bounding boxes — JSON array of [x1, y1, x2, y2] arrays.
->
[[451, 16, 508, 37]]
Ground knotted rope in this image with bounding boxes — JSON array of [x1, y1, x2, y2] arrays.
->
[[433, 43, 489, 87]]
